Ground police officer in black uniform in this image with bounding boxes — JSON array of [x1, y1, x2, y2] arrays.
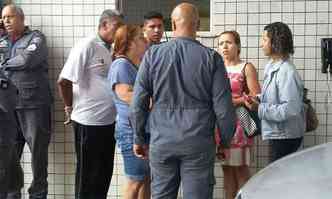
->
[[0, 5, 52, 199], [0, 69, 23, 199]]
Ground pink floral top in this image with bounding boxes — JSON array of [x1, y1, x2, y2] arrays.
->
[[226, 62, 253, 148]]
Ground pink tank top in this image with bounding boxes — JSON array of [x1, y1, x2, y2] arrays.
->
[[216, 62, 254, 148]]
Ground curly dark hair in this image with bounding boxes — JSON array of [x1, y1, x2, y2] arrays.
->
[[264, 22, 294, 58]]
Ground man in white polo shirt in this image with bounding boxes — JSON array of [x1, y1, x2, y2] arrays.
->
[[57, 9, 123, 199]]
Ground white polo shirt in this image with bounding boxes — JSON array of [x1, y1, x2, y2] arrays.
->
[[59, 35, 117, 125]]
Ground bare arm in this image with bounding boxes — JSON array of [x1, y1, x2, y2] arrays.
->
[[243, 63, 261, 110], [232, 95, 245, 107], [57, 78, 73, 107], [114, 83, 133, 104], [244, 62, 261, 96], [232, 63, 261, 107], [57, 78, 73, 124]]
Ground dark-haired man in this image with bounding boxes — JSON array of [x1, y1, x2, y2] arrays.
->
[[143, 11, 164, 45]]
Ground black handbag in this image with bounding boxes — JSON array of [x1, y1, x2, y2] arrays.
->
[[236, 106, 261, 138], [240, 63, 261, 137], [246, 107, 261, 137]]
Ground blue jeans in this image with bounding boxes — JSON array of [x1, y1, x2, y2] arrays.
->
[[121, 148, 150, 181], [149, 146, 215, 199], [115, 122, 150, 152]]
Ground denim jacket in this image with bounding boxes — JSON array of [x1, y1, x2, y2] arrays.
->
[[258, 59, 305, 140], [130, 37, 236, 152]]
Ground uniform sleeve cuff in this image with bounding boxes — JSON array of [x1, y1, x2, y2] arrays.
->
[[134, 136, 146, 146]]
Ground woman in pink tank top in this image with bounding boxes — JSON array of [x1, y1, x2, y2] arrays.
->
[[217, 31, 261, 199]]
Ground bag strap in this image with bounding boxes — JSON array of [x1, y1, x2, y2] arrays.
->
[[241, 62, 250, 94]]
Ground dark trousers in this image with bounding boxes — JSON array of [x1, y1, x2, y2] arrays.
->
[[0, 143, 24, 199], [0, 112, 23, 197], [269, 137, 303, 162], [8, 107, 51, 199], [72, 121, 116, 199], [149, 147, 215, 199]]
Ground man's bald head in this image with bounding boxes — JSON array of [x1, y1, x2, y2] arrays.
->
[[171, 3, 199, 38]]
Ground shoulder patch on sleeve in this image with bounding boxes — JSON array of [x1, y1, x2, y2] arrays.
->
[[0, 40, 9, 48], [31, 37, 42, 44], [27, 44, 37, 51]]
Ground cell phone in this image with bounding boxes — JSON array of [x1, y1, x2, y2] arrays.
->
[[255, 94, 261, 103]]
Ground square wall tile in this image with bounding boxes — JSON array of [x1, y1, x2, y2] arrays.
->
[[214, 2, 224, 13], [248, 2, 259, 13], [259, 2, 270, 13], [294, 1, 305, 12], [237, 2, 247, 13], [225, 2, 236, 14], [306, 1, 317, 13], [282, 1, 293, 13]]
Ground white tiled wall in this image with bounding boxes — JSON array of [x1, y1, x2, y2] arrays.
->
[[15, 0, 332, 198]]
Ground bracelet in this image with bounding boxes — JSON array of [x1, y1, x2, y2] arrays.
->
[[64, 106, 73, 112]]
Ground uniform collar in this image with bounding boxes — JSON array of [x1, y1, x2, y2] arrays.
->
[[175, 36, 199, 43], [22, 26, 32, 35], [96, 34, 111, 50], [2, 26, 31, 43]]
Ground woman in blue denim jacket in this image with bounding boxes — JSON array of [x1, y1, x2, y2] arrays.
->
[[249, 22, 305, 162]]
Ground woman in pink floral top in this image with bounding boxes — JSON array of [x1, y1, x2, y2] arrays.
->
[[217, 31, 261, 199]]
